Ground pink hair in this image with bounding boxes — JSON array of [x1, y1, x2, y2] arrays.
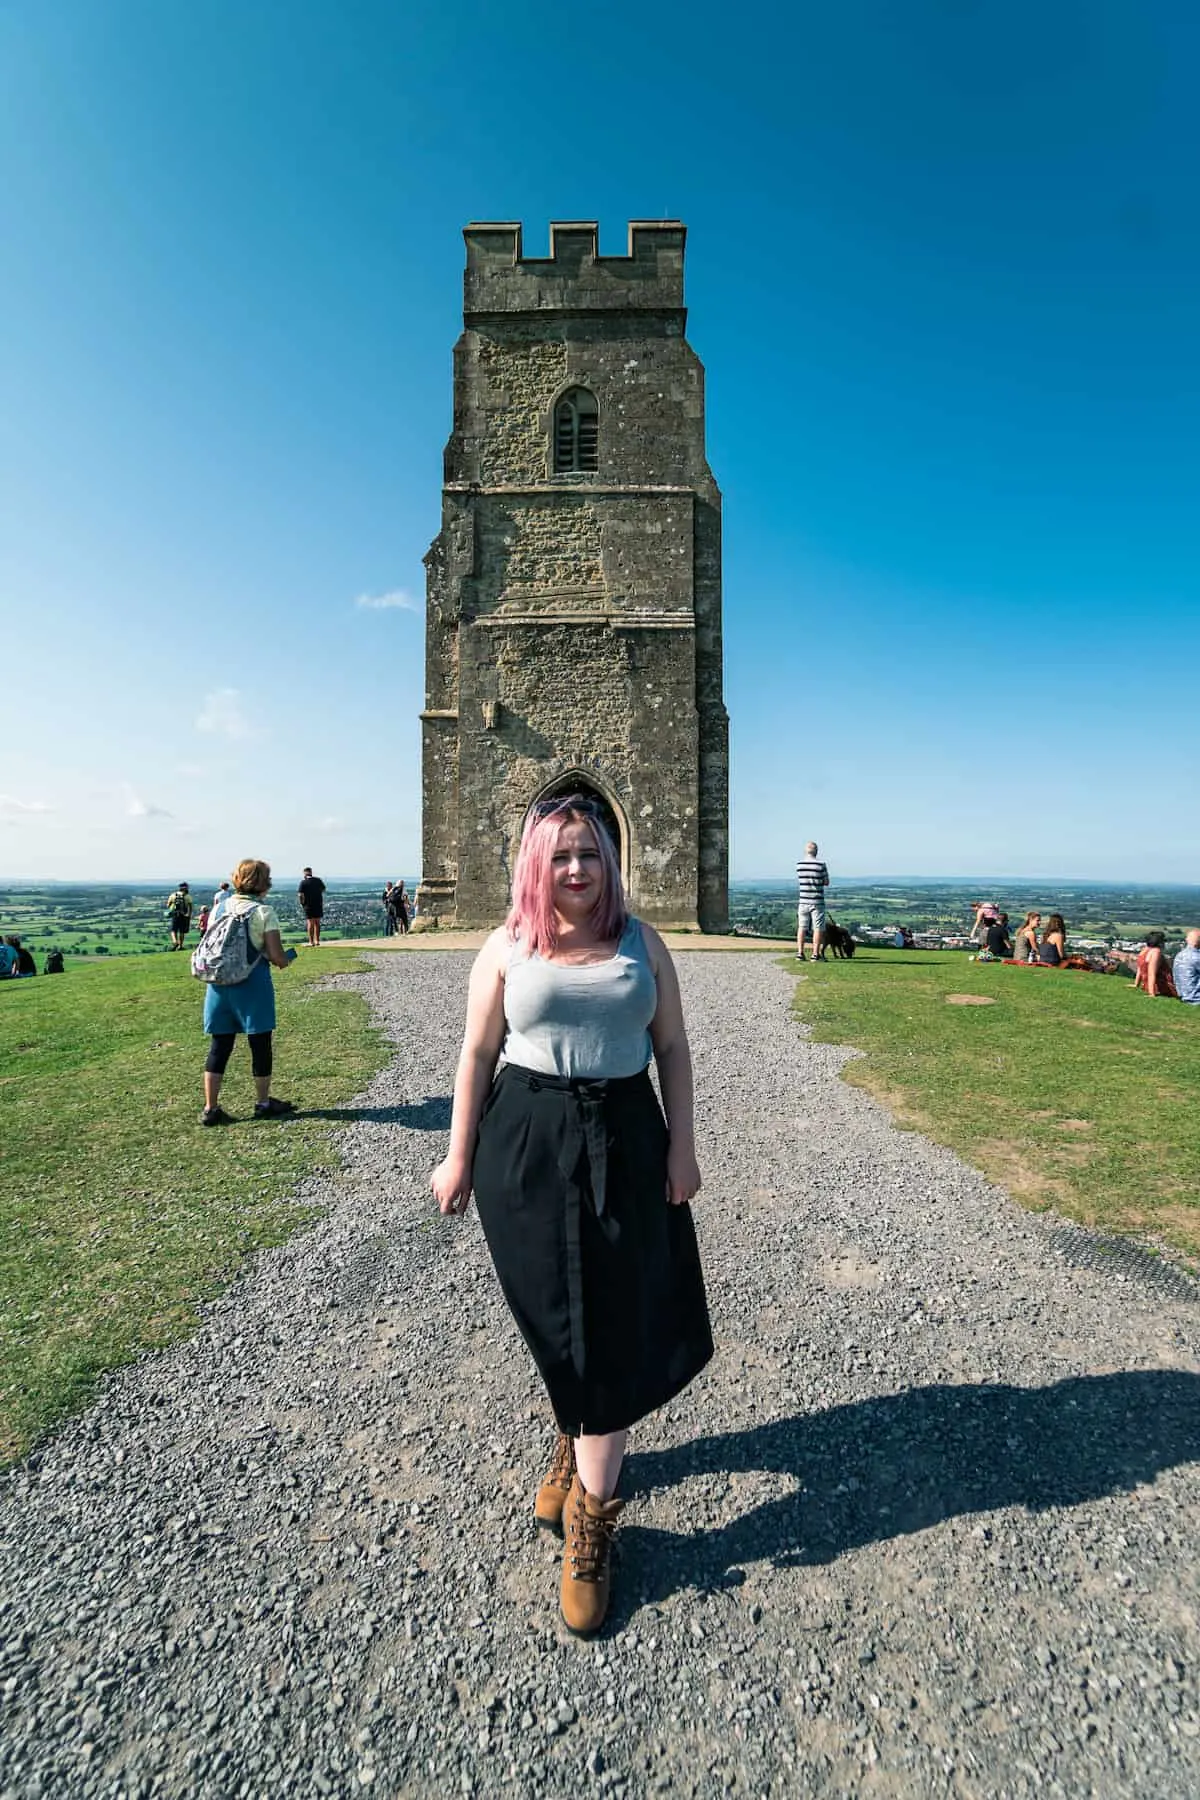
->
[[506, 801, 626, 957]]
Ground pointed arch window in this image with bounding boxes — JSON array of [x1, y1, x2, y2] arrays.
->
[[553, 387, 599, 472]]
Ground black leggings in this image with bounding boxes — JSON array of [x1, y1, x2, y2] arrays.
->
[[205, 1031, 272, 1078]]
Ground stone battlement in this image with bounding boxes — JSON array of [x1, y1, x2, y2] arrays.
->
[[463, 220, 686, 316]]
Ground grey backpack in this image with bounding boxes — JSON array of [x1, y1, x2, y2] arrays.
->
[[190, 906, 263, 985]]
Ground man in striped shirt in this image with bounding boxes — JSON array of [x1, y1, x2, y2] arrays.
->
[[796, 840, 831, 961]]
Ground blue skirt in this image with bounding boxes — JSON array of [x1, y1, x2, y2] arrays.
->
[[202, 958, 276, 1036]]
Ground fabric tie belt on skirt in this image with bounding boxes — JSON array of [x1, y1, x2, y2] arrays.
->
[[500, 1062, 651, 1381]]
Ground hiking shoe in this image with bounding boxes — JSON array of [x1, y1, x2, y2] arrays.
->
[[534, 1432, 576, 1534], [560, 1475, 623, 1636], [200, 1106, 232, 1127], [254, 1097, 296, 1119]]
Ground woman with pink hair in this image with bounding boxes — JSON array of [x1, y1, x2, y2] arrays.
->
[[431, 794, 712, 1636]]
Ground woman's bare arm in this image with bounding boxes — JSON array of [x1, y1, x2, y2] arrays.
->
[[431, 928, 509, 1215], [262, 928, 290, 970], [644, 924, 702, 1206]]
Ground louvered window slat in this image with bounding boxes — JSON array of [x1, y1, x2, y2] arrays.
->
[[553, 388, 599, 472]]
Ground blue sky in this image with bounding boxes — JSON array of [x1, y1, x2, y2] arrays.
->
[[2, 0, 1196, 883]]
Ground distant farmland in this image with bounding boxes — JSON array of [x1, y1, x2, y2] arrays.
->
[[0, 881, 417, 964], [729, 878, 1200, 944], [2, 877, 1196, 965]]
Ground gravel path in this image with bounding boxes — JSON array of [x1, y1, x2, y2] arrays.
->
[[2, 951, 1199, 1799]]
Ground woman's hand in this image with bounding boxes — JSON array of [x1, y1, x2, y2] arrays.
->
[[431, 1154, 473, 1217], [666, 1143, 702, 1207]]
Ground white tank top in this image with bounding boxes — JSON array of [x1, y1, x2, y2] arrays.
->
[[502, 917, 657, 1079]]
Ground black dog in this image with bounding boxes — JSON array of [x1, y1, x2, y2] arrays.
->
[[824, 918, 856, 959]]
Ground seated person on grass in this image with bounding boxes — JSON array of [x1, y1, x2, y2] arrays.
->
[[1013, 912, 1041, 963], [985, 913, 1014, 959], [1134, 931, 1177, 999], [1037, 914, 1068, 967], [4, 936, 35, 977], [1172, 929, 1200, 1006]]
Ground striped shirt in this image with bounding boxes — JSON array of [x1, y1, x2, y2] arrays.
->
[[796, 858, 829, 902]]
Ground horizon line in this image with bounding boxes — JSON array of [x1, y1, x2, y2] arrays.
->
[[3, 872, 1198, 890]]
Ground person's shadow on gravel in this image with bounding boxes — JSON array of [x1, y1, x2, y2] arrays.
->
[[296, 1098, 453, 1129], [616, 1371, 1200, 1612]]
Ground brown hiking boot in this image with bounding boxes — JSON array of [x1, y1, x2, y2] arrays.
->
[[534, 1432, 575, 1533], [560, 1475, 624, 1636]]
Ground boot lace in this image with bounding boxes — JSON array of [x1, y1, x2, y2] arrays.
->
[[568, 1507, 616, 1583], [548, 1434, 574, 1490]]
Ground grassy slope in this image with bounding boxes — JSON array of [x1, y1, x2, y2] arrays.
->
[[0, 949, 389, 1461], [793, 949, 1200, 1258]]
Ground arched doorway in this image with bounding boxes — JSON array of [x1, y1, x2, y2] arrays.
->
[[523, 773, 628, 886]]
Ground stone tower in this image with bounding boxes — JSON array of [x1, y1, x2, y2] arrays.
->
[[417, 220, 728, 930]]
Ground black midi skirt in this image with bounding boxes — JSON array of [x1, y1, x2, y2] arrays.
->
[[472, 1063, 714, 1437]]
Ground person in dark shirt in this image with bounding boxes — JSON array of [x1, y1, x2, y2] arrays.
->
[[297, 867, 327, 948], [5, 936, 36, 976], [166, 883, 193, 951], [985, 913, 1013, 958], [1038, 914, 1068, 966], [394, 880, 411, 934]]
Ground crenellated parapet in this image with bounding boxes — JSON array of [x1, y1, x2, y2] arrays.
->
[[464, 220, 686, 317]]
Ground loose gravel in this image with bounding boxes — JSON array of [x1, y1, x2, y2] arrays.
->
[[2, 951, 1198, 1799]]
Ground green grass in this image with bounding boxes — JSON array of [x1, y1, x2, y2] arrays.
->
[[0, 948, 390, 1462], [792, 948, 1200, 1259]]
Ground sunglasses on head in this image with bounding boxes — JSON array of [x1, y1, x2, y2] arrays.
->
[[529, 793, 601, 820]]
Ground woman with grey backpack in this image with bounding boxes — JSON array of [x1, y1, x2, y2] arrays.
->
[[194, 858, 297, 1126]]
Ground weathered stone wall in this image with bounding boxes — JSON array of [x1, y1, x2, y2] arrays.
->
[[418, 220, 728, 930], [449, 619, 701, 929], [451, 314, 710, 493], [476, 497, 604, 603], [476, 337, 567, 486]]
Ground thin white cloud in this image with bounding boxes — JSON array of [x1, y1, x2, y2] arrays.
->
[[312, 815, 346, 832], [354, 588, 421, 612], [0, 793, 53, 817], [196, 687, 256, 740], [175, 762, 206, 778], [123, 784, 173, 820]]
